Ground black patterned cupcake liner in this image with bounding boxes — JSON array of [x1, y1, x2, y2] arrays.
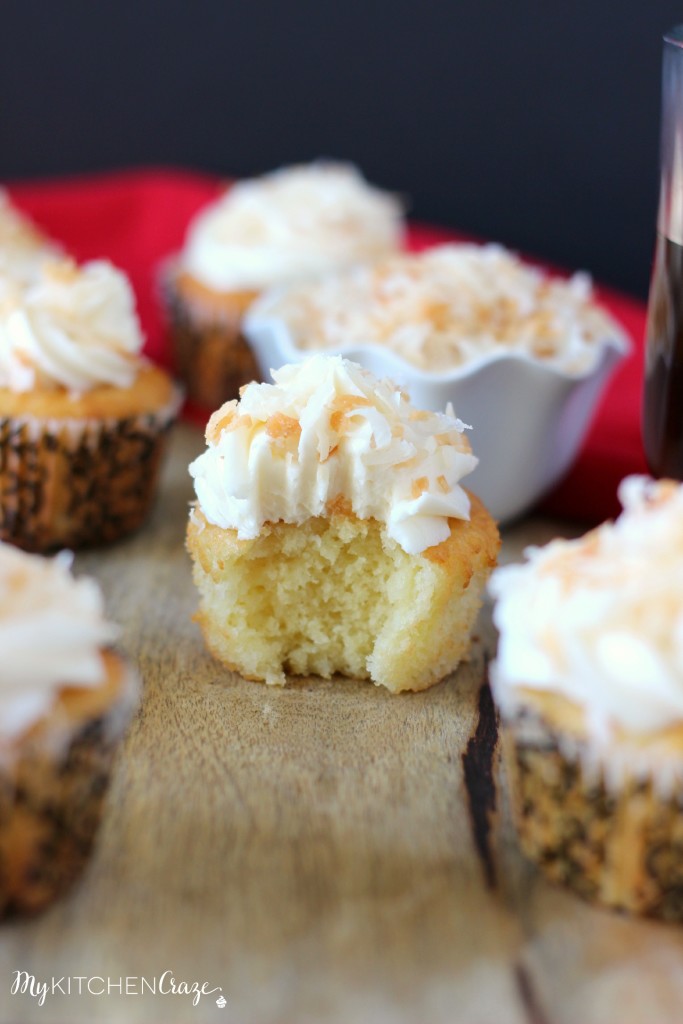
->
[[0, 387, 182, 552], [161, 268, 261, 410], [0, 657, 138, 917], [501, 707, 683, 921]]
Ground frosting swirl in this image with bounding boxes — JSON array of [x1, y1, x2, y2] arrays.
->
[[0, 188, 59, 290], [490, 476, 683, 737], [189, 355, 477, 555], [181, 163, 403, 292], [0, 259, 144, 393], [0, 543, 119, 741], [250, 243, 628, 376]]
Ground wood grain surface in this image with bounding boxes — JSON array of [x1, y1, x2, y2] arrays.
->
[[1, 423, 683, 1024]]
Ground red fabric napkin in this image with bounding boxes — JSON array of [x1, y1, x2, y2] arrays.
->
[[7, 167, 649, 526]]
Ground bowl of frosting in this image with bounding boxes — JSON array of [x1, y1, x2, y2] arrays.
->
[[243, 243, 630, 523]]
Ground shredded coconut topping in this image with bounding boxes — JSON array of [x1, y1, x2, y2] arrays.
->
[[251, 243, 628, 375], [190, 354, 478, 554], [490, 476, 683, 738]]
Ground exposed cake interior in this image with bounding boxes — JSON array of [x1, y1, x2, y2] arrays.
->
[[189, 498, 496, 693]]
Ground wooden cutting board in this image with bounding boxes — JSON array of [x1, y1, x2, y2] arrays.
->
[[2, 423, 682, 1024]]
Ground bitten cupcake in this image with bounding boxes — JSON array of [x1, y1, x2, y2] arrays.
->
[[0, 258, 182, 552], [490, 476, 683, 920], [0, 541, 138, 917], [163, 162, 404, 409], [187, 354, 499, 693]]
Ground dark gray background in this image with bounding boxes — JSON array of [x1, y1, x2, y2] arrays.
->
[[1, 2, 681, 298]]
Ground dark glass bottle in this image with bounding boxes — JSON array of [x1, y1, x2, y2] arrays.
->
[[643, 234, 683, 477], [643, 26, 683, 479]]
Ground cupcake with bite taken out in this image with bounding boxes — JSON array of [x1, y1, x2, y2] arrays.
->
[[490, 476, 683, 920], [187, 354, 499, 693], [162, 162, 404, 409], [0, 541, 138, 916], [0, 258, 182, 552]]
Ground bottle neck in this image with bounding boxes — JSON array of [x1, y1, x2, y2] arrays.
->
[[658, 29, 683, 244]]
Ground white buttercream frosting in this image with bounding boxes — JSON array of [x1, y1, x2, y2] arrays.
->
[[490, 476, 683, 738], [0, 259, 144, 393], [252, 243, 629, 375], [189, 355, 477, 554], [0, 188, 60, 290], [0, 543, 119, 742], [181, 163, 403, 292]]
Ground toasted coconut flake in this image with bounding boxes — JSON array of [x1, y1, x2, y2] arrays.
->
[[265, 412, 301, 442], [325, 494, 353, 516], [205, 401, 238, 444], [411, 476, 429, 499]]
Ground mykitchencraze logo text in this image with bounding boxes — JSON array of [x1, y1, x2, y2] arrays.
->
[[11, 970, 223, 1007]]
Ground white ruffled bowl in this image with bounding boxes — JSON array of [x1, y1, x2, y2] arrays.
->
[[243, 299, 629, 524]]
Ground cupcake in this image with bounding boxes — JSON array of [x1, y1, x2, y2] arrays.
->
[[246, 242, 626, 377], [163, 162, 404, 409], [490, 476, 683, 920], [0, 541, 138, 916], [0, 188, 60, 291], [187, 354, 499, 693], [245, 243, 629, 523], [0, 258, 182, 552]]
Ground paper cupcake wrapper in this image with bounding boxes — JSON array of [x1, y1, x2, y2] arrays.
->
[[0, 386, 182, 552], [0, 657, 138, 917], [161, 269, 261, 409], [501, 707, 683, 920]]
